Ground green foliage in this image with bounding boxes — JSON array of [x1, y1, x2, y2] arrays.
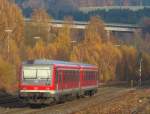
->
[[21, 3, 150, 24]]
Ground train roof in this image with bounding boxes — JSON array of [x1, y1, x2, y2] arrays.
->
[[23, 59, 97, 68]]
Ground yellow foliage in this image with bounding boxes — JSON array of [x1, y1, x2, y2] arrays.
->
[[0, 0, 24, 46], [1, 2, 150, 93], [34, 39, 46, 58], [47, 21, 72, 60], [119, 45, 137, 81], [32, 9, 51, 23], [85, 16, 106, 43], [26, 9, 52, 45], [27, 39, 46, 59], [71, 17, 122, 82], [0, 57, 17, 93], [98, 43, 122, 81], [27, 47, 35, 60], [142, 52, 150, 80], [9, 39, 21, 65]]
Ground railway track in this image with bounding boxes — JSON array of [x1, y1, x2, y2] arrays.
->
[[0, 87, 133, 114], [0, 92, 27, 109], [0, 96, 18, 105]]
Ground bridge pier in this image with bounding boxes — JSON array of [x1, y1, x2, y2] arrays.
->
[[106, 30, 111, 41]]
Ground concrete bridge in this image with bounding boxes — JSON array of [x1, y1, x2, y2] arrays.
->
[[25, 19, 142, 39], [79, 6, 150, 12], [50, 20, 141, 32], [25, 19, 141, 32]]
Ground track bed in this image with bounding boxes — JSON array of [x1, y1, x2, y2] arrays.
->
[[0, 87, 148, 114]]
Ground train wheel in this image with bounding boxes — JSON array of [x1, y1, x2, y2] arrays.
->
[[89, 90, 95, 97], [76, 94, 80, 99], [53, 97, 61, 104], [29, 103, 42, 108]]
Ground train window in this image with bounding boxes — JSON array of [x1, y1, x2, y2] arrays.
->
[[23, 66, 52, 80], [75, 71, 77, 81], [59, 74, 62, 82], [55, 70, 64, 83], [83, 70, 97, 81], [92, 71, 95, 80], [23, 69, 36, 79], [89, 71, 91, 80], [84, 71, 87, 80], [96, 71, 98, 80], [59, 70, 80, 82], [64, 70, 68, 82], [55, 70, 58, 83], [37, 69, 51, 79], [64, 71, 68, 82], [91, 71, 93, 80]]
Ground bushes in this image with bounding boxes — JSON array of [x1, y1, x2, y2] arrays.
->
[[0, 0, 23, 93], [118, 45, 137, 81], [142, 52, 150, 81], [0, 57, 17, 93]]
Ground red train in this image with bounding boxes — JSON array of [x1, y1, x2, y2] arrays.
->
[[19, 60, 98, 104]]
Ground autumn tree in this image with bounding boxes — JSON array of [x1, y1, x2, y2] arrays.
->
[[0, 0, 24, 64], [0, 0, 24, 46], [118, 46, 137, 81], [27, 39, 46, 59], [34, 39, 46, 58], [71, 17, 122, 82], [0, 0, 24, 92], [84, 16, 106, 43], [142, 52, 150, 81], [46, 17, 73, 60], [26, 47, 35, 60], [71, 16, 105, 62], [0, 57, 17, 93], [25, 9, 53, 46]]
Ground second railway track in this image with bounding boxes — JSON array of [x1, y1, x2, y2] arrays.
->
[[0, 87, 134, 114], [0, 87, 131, 114]]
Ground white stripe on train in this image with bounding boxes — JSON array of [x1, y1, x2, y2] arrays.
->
[[20, 85, 98, 94]]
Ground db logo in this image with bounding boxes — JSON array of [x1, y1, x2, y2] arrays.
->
[[23, 87, 27, 90], [34, 87, 38, 90]]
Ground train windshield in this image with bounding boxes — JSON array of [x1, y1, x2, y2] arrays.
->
[[23, 66, 52, 80]]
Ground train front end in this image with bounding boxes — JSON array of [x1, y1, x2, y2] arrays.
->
[[19, 61, 56, 104]]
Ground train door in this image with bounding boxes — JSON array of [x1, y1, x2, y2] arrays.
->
[[80, 69, 83, 89], [58, 70, 63, 93]]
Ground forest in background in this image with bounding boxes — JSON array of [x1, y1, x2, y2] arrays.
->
[[0, 0, 150, 93], [14, 0, 150, 24], [22, 6, 150, 24], [15, 0, 150, 8]]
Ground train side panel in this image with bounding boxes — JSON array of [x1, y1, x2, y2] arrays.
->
[[19, 60, 99, 104], [54, 66, 81, 97], [80, 67, 98, 95]]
